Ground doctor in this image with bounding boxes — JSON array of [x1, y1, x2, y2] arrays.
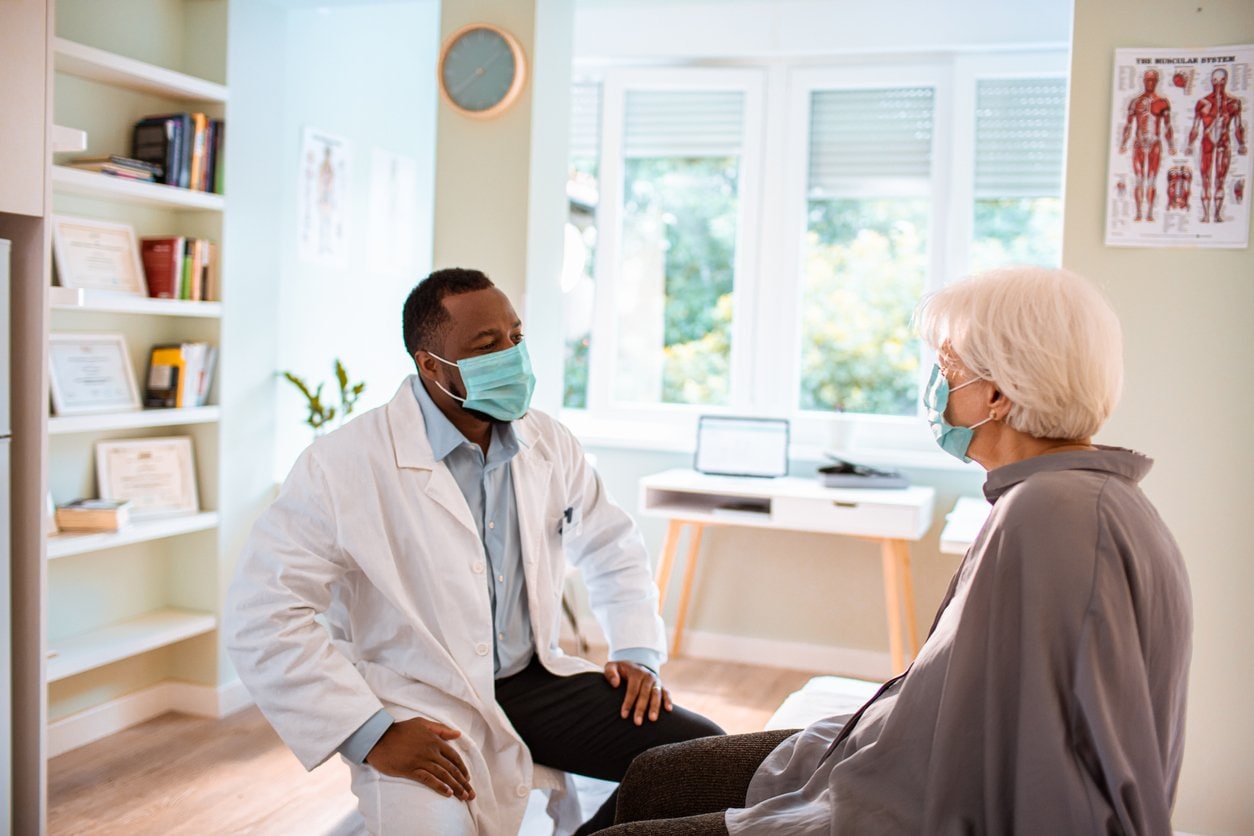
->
[[227, 268, 723, 836]]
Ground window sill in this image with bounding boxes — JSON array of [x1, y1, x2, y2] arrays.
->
[[560, 408, 983, 474]]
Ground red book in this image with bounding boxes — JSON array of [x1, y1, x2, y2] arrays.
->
[[139, 236, 185, 299]]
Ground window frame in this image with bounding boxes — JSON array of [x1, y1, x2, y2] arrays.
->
[[583, 66, 767, 427], [561, 51, 1070, 466]]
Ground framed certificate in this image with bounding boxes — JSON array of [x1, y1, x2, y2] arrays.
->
[[51, 215, 147, 295], [48, 333, 142, 415], [96, 436, 200, 520]]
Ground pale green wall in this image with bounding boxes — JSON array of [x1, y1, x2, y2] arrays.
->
[[1064, 2, 1254, 832]]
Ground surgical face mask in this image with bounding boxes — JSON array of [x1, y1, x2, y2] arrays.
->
[[923, 364, 994, 463], [429, 341, 536, 422]]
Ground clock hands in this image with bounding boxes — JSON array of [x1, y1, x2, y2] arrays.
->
[[450, 48, 508, 98]]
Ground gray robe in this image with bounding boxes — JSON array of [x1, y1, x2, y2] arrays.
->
[[725, 447, 1191, 835]]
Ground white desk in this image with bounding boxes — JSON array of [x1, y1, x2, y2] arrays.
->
[[638, 469, 935, 673], [939, 496, 992, 555]]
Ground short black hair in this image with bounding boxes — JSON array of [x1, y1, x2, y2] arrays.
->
[[402, 268, 495, 358]]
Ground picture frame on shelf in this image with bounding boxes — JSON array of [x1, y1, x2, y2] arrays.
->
[[51, 214, 147, 296], [96, 436, 200, 520], [48, 332, 142, 416]]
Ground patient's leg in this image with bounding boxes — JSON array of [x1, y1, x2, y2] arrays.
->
[[603, 729, 800, 832]]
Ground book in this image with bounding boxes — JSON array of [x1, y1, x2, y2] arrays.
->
[[817, 459, 909, 490], [210, 119, 225, 195], [146, 345, 187, 407], [139, 236, 186, 299], [65, 155, 160, 181], [189, 112, 209, 191], [146, 342, 217, 408], [203, 241, 220, 301], [179, 239, 194, 299], [54, 498, 132, 532], [132, 114, 187, 186]]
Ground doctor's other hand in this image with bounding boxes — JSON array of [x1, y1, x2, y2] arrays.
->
[[365, 717, 475, 801], [604, 660, 673, 725]]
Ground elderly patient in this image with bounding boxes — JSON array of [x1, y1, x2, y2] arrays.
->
[[599, 266, 1192, 835]]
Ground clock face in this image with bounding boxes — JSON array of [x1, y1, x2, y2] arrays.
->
[[439, 25, 526, 117]]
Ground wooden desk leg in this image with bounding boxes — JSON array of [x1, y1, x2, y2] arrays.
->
[[880, 539, 905, 673], [670, 523, 705, 658], [893, 539, 920, 659], [655, 520, 683, 614]]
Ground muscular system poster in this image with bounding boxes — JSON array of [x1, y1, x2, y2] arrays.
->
[[1105, 44, 1252, 248]]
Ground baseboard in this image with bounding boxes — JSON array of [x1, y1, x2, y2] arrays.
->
[[205, 677, 253, 717], [672, 629, 893, 680], [48, 679, 255, 758]]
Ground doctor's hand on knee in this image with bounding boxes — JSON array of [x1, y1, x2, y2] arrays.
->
[[365, 717, 476, 801], [604, 661, 673, 726]]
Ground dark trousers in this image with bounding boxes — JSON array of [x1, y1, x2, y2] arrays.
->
[[494, 657, 726, 835], [595, 729, 799, 835]]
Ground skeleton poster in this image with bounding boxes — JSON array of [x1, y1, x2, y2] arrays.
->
[[299, 128, 351, 264], [1105, 45, 1252, 248]]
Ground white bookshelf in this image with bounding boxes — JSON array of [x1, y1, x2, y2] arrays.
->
[[47, 609, 218, 682], [49, 406, 220, 435], [40, 3, 232, 763], [47, 512, 220, 560], [53, 37, 228, 104], [50, 287, 222, 318], [51, 165, 225, 211]]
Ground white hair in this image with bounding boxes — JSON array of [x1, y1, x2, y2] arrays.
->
[[914, 266, 1124, 441]]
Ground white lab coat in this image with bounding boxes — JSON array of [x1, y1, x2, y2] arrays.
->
[[226, 378, 667, 834]]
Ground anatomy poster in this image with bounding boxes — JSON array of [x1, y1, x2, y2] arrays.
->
[[299, 127, 351, 264], [1105, 45, 1252, 248]]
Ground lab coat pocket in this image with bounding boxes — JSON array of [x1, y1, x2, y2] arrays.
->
[[557, 505, 583, 539]]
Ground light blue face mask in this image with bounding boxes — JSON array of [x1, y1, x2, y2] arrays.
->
[[923, 364, 994, 463], [430, 341, 536, 422]]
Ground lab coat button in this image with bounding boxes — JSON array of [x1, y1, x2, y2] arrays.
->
[[515, 785, 529, 798], [473, 562, 485, 574], [475, 642, 490, 656]]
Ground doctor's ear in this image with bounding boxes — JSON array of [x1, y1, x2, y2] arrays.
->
[[414, 351, 439, 380]]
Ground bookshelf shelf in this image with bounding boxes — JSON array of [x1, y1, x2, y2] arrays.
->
[[47, 511, 220, 560], [50, 287, 222, 318], [53, 37, 229, 104], [49, 406, 221, 435], [47, 608, 218, 682], [51, 165, 224, 211]]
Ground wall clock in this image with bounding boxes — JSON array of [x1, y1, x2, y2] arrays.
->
[[438, 23, 528, 119]]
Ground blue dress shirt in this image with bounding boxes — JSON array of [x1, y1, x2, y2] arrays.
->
[[339, 377, 660, 763]]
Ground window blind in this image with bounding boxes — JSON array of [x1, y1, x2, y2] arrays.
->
[[623, 90, 745, 158], [808, 87, 934, 196], [974, 78, 1067, 198]]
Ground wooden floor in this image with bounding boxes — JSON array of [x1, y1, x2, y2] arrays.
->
[[48, 656, 820, 835]]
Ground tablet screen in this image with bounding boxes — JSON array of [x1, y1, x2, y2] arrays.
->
[[694, 416, 789, 478]]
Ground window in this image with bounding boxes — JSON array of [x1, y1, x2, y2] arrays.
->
[[615, 89, 747, 406], [562, 56, 1068, 456], [798, 87, 934, 418], [970, 77, 1067, 272]]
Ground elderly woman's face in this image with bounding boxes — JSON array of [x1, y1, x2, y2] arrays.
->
[[936, 346, 988, 425]]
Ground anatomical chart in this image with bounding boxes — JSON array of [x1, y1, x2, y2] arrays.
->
[[1105, 45, 1252, 248]]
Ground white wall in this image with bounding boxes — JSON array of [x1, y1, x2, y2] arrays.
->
[[273, 0, 440, 479], [1063, 2, 1253, 832]]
